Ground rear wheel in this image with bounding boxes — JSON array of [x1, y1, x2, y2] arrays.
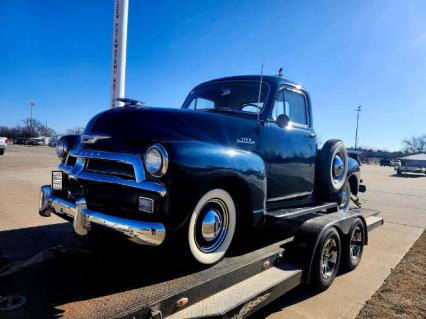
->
[[0, 150, 4, 155], [342, 218, 365, 270], [187, 189, 236, 265], [310, 227, 341, 291], [334, 181, 351, 211]]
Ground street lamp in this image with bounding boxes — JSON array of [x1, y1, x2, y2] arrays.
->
[[29, 101, 35, 138], [354, 105, 361, 150]]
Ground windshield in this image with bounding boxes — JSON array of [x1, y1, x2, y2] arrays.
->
[[182, 81, 269, 114]]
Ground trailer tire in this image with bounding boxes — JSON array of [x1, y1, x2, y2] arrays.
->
[[318, 140, 348, 195], [342, 218, 365, 271], [311, 227, 341, 291], [187, 189, 236, 265]]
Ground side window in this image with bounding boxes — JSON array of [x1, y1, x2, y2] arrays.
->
[[188, 97, 214, 110], [284, 90, 307, 125], [270, 90, 286, 121]]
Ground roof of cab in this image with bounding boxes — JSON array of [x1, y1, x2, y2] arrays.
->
[[196, 75, 303, 90]]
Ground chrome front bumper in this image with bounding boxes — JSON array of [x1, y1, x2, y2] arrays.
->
[[39, 185, 166, 246]]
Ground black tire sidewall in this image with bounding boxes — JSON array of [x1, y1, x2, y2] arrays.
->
[[343, 218, 365, 270], [311, 227, 341, 290], [318, 140, 348, 195]]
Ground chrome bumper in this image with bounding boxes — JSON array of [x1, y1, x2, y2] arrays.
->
[[39, 185, 166, 246]]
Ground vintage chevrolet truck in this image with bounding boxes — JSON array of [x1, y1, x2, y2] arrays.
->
[[39, 75, 363, 266]]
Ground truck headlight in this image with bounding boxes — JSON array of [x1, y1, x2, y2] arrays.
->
[[56, 137, 68, 159], [144, 144, 168, 177]]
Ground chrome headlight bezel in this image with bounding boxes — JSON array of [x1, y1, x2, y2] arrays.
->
[[55, 137, 68, 159], [144, 144, 168, 177]]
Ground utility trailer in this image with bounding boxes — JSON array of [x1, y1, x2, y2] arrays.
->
[[106, 206, 383, 319]]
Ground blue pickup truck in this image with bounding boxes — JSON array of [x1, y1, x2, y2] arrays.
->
[[39, 75, 364, 267]]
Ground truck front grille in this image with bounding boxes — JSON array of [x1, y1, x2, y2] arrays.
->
[[86, 158, 135, 180]]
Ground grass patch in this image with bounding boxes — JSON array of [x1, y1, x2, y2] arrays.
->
[[356, 230, 426, 319]]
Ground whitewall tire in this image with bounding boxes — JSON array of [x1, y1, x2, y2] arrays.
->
[[188, 189, 236, 265]]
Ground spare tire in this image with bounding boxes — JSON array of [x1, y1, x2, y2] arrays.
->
[[318, 139, 348, 194]]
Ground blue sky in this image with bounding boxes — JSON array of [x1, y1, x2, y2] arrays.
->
[[1, 0, 425, 150]]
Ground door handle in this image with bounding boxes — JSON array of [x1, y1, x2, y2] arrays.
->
[[305, 133, 316, 138]]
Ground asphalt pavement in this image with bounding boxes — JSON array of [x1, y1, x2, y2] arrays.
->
[[0, 145, 425, 318]]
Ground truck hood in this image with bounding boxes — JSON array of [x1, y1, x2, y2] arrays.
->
[[83, 107, 260, 153]]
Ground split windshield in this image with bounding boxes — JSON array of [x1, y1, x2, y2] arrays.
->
[[182, 81, 269, 114]]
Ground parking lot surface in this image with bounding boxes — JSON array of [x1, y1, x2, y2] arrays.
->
[[1, 145, 425, 318]]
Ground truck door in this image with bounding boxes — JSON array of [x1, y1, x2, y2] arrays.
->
[[266, 87, 316, 202]]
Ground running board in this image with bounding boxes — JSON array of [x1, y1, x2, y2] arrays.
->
[[265, 202, 337, 220], [167, 263, 303, 319]]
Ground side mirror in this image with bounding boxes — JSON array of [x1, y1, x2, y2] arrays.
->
[[276, 114, 290, 128]]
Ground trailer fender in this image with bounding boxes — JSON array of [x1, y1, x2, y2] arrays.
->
[[292, 212, 367, 284]]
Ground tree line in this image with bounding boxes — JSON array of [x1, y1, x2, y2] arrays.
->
[[0, 118, 56, 139]]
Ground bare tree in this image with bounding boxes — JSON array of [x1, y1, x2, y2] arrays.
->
[[66, 127, 85, 135], [402, 135, 426, 154]]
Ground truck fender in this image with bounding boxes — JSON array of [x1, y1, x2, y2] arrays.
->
[[162, 141, 267, 229]]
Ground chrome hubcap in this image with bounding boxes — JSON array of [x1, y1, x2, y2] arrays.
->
[[321, 238, 338, 279], [333, 155, 344, 182], [201, 209, 222, 242], [350, 226, 363, 260], [339, 185, 349, 210], [196, 199, 229, 253]]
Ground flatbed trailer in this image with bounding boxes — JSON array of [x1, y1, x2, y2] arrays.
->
[[0, 207, 383, 319]]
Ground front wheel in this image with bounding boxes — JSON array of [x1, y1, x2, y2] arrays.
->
[[187, 189, 236, 265], [0, 150, 4, 155]]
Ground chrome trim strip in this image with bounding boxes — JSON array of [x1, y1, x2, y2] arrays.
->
[[267, 191, 312, 202], [81, 134, 111, 144], [39, 185, 166, 246]]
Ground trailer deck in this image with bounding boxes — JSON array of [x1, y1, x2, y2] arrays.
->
[[0, 208, 383, 319]]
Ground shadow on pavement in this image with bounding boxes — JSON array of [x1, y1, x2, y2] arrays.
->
[[391, 173, 426, 178], [0, 222, 299, 318]]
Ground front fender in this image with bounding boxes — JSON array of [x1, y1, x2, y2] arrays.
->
[[347, 157, 361, 195], [161, 141, 267, 230]]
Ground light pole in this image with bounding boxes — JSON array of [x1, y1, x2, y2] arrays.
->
[[111, 0, 129, 108], [354, 105, 361, 150], [29, 101, 35, 138]]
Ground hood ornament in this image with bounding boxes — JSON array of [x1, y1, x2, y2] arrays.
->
[[81, 134, 111, 144]]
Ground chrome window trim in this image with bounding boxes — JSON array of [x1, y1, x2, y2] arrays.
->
[[59, 149, 167, 197]]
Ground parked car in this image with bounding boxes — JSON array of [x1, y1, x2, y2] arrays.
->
[[380, 159, 392, 166], [48, 138, 58, 147], [15, 138, 25, 145], [0, 137, 7, 155], [392, 160, 401, 168], [39, 75, 364, 265]]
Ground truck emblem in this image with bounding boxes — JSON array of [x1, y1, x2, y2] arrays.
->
[[81, 134, 111, 144], [237, 137, 255, 145]]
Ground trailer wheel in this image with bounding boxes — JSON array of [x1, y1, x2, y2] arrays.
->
[[342, 218, 365, 271], [311, 227, 341, 291], [318, 140, 348, 195], [187, 189, 236, 265]]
